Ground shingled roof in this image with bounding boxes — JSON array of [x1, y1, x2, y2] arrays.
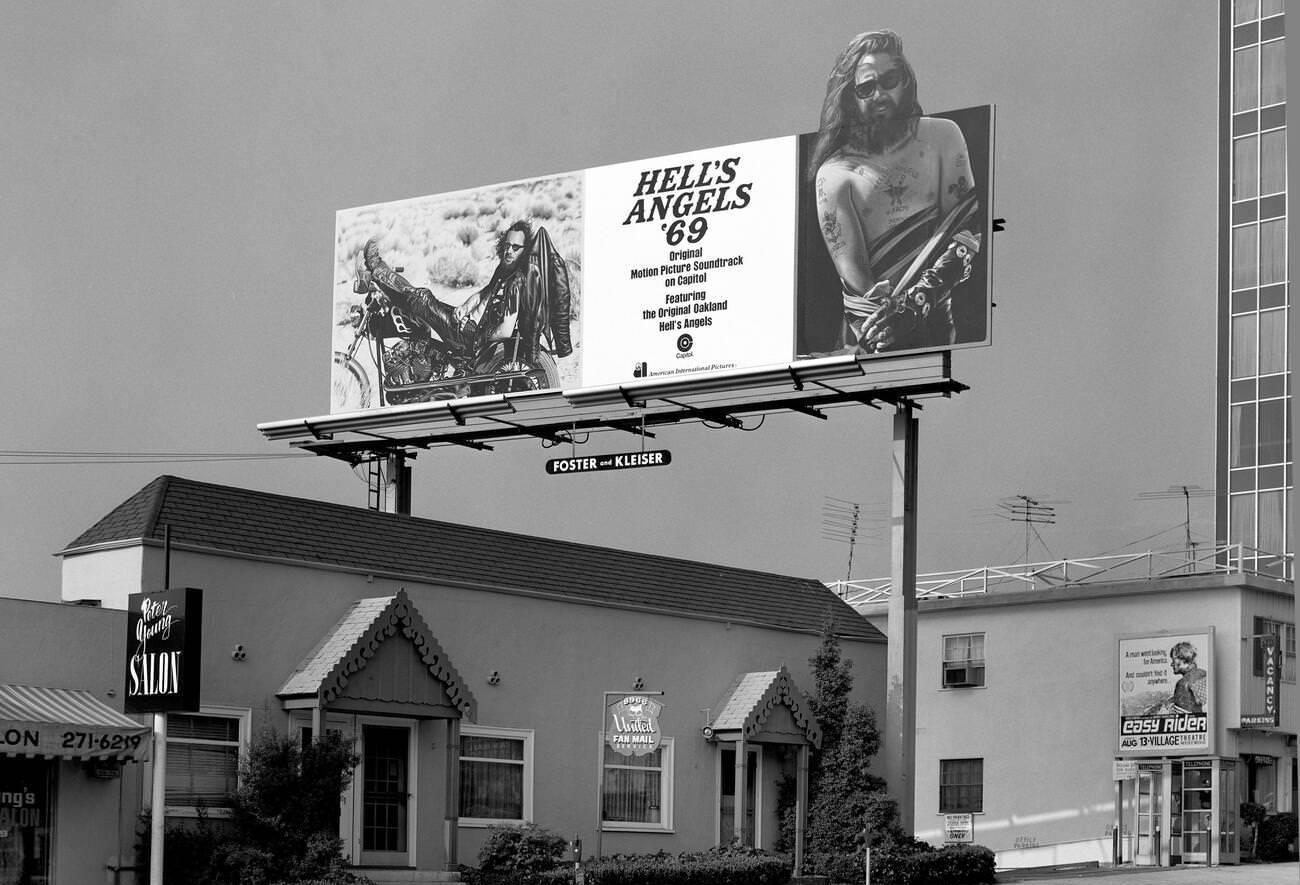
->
[[279, 589, 476, 719], [63, 475, 881, 641], [708, 667, 821, 748]]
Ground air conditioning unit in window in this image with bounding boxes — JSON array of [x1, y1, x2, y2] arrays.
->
[[943, 664, 985, 688]]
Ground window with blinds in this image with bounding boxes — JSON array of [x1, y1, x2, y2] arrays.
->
[[165, 710, 247, 814]]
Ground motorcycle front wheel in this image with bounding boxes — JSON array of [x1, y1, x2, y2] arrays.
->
[[332, 351, 372, 411], [480, 350, 561, 395]]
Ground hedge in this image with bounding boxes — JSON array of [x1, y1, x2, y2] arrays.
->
[[1257, 812, 1299, 862], [465, 848, 789, 885], [806, 843, 995, 885]]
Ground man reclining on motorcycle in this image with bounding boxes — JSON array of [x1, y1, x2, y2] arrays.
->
[[357, 220, 572, 372]]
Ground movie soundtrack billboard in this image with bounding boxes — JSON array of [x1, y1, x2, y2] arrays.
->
[[330, 106, 992, 415], [1117, 630, 1214, 756]]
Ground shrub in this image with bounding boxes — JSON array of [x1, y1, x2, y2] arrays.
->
[[427, 244, 480, 288], [477, 823, 569, 879], [1258, 811, 1299, 862], [850, 840, 993, 885], [529, 198, 556, 220], [1241, 801, 1269, 857], [456, 222, 480, 247], [136, 728, 362, 885]]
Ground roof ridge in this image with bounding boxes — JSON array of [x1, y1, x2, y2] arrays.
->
[[144, 475, 174, 539], [63, 475, 882, 643], [63, 475, 174, 550], [87, 475, 827, 585]]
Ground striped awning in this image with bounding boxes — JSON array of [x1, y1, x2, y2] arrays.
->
[[0, 684, 152, 762]]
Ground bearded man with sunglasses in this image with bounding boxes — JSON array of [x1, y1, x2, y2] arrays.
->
[[810, 30, 980, 354]]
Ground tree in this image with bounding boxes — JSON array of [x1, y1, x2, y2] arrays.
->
[[217, 727, 364, 884], [139, 726, 364, 885], [778, 624, 905, 863]]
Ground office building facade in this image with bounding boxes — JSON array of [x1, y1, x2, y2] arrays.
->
[[1219, 0, 1290, 578]]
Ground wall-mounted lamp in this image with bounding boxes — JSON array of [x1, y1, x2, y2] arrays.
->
[[487, 670, 501, 686], [231, 644, 247, 662]]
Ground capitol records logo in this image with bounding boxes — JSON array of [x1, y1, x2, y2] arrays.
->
[[676, 333, 693, 355]]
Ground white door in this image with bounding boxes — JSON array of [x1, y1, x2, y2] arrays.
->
[[1134, 770, 1160, 866]]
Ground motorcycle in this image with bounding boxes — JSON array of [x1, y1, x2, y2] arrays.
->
[[332, 255, 562, 412]]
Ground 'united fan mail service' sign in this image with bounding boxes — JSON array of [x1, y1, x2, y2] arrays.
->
[[606, 695, 663, 757]]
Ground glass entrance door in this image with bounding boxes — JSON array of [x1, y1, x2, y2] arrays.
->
[[1134, 769, 1161, 865], [719, 747, 758, 846], [1219, 762, 1239, 864], [360, 724, 412, 867], [1182, 762, 1213, 863]]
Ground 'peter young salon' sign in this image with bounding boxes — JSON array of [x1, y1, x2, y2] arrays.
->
[[124, 587, 204, 714]]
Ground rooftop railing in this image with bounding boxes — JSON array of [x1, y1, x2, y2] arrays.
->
[[829, 543, 1293, 607]]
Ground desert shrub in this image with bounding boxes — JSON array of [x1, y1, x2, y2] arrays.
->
[[529, 197, 556, 219], [442, 201, 477, 219], [456, 222, 480, 247], [427, 244, 480, 288], [1258, 811, 1299, 862]]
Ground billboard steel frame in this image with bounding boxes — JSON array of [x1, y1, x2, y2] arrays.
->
[[259, 351, 965, 464]]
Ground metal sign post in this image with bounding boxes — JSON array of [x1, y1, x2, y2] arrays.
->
[[150, 713, 166, 885]]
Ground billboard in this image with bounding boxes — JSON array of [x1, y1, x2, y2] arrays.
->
[[1117, 630, 1214, 756], [330, 107, 992, 416]]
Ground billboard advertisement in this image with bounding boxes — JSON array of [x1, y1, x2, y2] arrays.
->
[[1117, 630, 1214, 756], [331, 109, 992, 416]]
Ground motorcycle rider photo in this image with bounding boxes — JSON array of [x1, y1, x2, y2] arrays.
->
[[453, 220, 573, 363], [359, 219, 571, 371], [342, 215, 573, 405]]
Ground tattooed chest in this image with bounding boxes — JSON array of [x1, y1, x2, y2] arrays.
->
[[853, 161, 936, 222]]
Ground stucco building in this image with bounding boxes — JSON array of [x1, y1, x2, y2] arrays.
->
[[849, 561, 1296, 870], [1, 475, 884, 884]]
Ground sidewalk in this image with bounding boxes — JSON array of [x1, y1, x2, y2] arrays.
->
[[996, 861, 1298, 885]]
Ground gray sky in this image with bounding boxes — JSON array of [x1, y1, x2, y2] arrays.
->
[[1, 1, 1219, 601]]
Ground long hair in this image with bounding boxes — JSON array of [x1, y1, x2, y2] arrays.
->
[[495, 219, 533, 262], [806, 30, 921, 182]]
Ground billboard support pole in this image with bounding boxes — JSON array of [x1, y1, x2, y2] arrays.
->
[[886, 402, 919, 833]]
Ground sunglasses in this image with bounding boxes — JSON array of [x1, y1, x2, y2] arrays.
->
[[853, 68, 904, 100]]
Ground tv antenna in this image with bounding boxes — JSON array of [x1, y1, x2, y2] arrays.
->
[[821, 496, 883, 583], [1137, 483, 1216, 564], [994, 494, 1060, 563]]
